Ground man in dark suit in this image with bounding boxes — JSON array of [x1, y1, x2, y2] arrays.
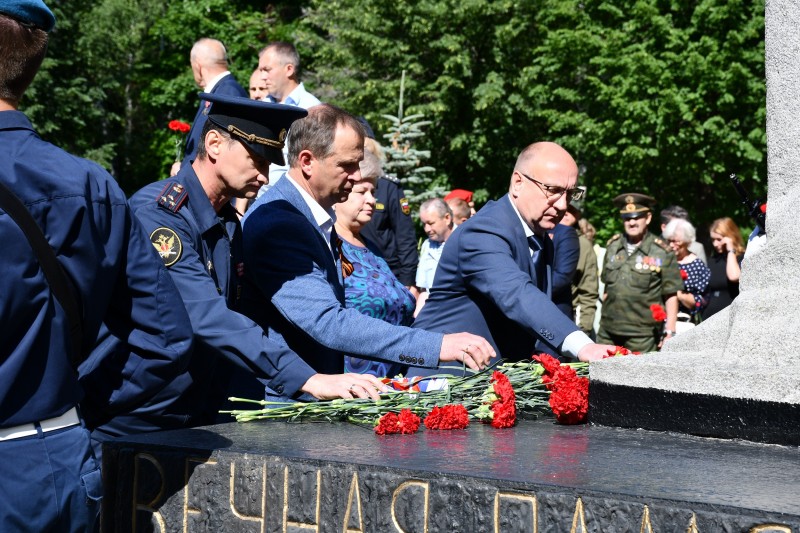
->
[[241, 105, 494, 389], [549, 221, 580, 319], [411, 142, 616, 375], [170, 38, 247, 176]]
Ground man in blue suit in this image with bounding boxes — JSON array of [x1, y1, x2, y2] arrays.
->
[[241, 105, 495, 389], [170, 38, 247, 176], [411, 142, 616, 375]]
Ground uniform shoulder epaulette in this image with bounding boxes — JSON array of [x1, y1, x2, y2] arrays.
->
[[381, 174, 401, 185], [652, 237, 672, 252], [156, 181, 189, 213], [606, 233, 622, 246]]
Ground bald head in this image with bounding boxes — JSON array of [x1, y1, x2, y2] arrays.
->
[[509, 141, 579, 234], [511, 142, 578, 189], [190, 38, 229, 89]]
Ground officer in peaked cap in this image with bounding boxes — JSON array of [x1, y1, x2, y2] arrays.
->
[[2, 1, 193, 530], [598, 192, 683, 352], [613, 192, 656, 219], [86, 95, 388, 445]]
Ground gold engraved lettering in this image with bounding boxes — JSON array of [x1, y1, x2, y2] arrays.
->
[[640, 505, 653, 533], [229, 460, 266, 532], [343, 472, 364, 532], [686, 513, 699, 533], [282, 466, 321, 532], [391, 480, 430, 533], [132, 453, 167, 533], [183, 457, 217, 533], [570, 497, 587, 533], [750, 525, 792, 533], [494, 491, 537, 533]]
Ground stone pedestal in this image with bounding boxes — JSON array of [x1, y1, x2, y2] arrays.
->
[[101, 420, 800, 532], [590, 0, 800, 446]]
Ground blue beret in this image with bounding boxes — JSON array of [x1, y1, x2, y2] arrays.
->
[[0, 0, 56, 32]]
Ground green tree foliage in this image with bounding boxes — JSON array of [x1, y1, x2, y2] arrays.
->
[[299, 0, 766, 240], [24, 0, 298, 193], [22, 0, 765, 243]]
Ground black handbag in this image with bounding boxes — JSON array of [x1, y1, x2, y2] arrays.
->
[[0, 181, 83, 368]]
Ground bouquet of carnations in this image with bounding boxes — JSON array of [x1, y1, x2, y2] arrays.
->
[[225, 348, 636, 434]]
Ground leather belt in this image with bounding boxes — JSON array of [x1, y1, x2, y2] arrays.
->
[[0, 407, 80, 441]]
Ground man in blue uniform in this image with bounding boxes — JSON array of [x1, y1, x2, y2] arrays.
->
[[90, 95, 387, 443], [0, 2, 193, 530]]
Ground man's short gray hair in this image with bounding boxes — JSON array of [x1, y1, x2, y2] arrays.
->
[[261, 41, 300, 69], [420, 198, 452, 219]]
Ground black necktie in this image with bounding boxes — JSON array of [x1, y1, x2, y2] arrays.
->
[[528, 235, 545, 291]]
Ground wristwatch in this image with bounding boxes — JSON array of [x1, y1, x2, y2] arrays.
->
[[664, 330, 677, 337]]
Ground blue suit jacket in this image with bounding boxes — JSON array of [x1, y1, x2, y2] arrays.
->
[[412, 195, 580, 366], [183, 74, 247, 167], [240, 176, 443, 375]]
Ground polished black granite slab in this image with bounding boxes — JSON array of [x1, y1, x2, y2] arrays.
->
[[590, 381, 800, 446], [102, 419, 800, 532]]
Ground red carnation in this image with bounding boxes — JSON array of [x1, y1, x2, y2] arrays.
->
[[491, 400, 517, 428], [375, 409, 421, 435], [489, 372, 517, 428], [168, 119, 191, 133], [424, 404, 469, 430], [397, 409, 421, 434], [549, 375, 589, 424], [375, 412, 399, 435], [680, 269, 688, 280], [491, 371, 516, 404], [650, 303, 667, 322], [536, 356, 589, 424], [532, 353, 561, 376]]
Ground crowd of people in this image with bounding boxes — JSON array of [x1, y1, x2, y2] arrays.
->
[[0, 2, 758, 530]]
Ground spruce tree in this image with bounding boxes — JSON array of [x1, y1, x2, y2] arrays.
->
[[381, 71, 443, 212]]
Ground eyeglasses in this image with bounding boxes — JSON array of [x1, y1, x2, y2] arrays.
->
[[518, 172, 584, 202]]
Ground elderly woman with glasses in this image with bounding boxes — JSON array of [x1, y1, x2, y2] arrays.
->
[[333, 150, 416, 378], [663, 218, 711, 319]]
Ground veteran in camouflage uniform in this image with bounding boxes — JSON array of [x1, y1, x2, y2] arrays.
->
[[597, 193, 683, 352]]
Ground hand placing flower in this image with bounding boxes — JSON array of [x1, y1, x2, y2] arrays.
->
[[168, 120, 191, 163], [603, 346, 640, 358]]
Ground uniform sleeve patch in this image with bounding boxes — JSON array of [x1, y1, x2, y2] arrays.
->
[[150, 227, 183, 267], [400, 197, 411, 215]]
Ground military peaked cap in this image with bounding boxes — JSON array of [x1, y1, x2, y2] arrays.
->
[[613, 192, 656, 219], [202, 93, 307, 166]]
